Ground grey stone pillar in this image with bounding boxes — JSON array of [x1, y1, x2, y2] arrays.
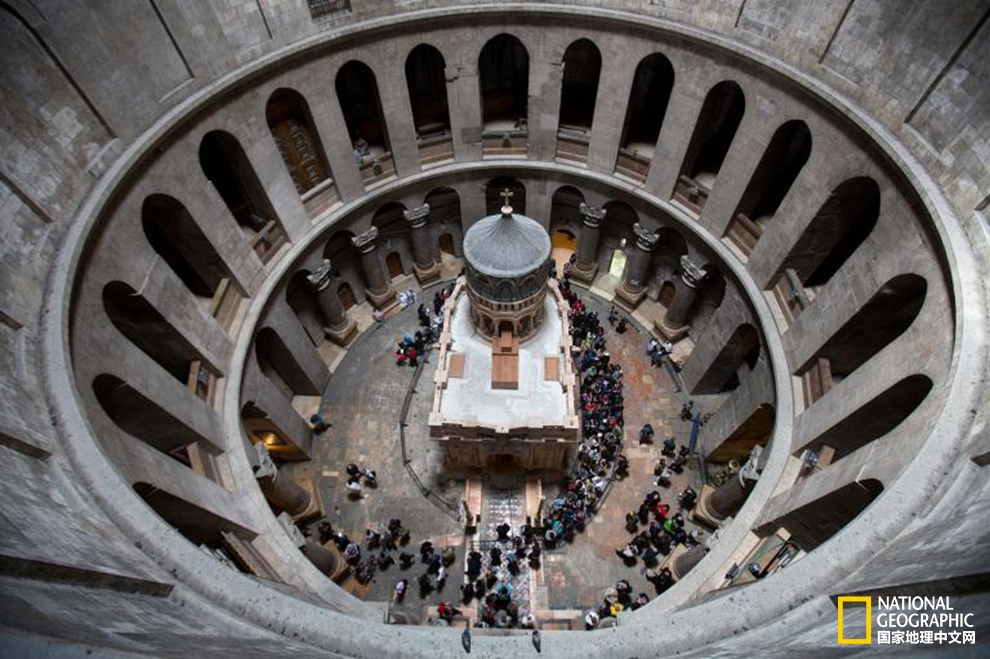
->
[[655, 255, 709, 341], [405, 204, 440, 284], [570, 204, 606, 285], [307, 259, 357, 346], [253, 444, 311, 517], [696, 445, 763, 525], [301, 541, 343, 578], [352, 227, 397, 310], [671, 544, 707, 580], [614, 223, 659, 310]]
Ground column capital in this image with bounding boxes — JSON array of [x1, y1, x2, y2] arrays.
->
[[633, 223, 659, 252], [306, 259, 333, 292], [579, 203, 606, 228], [351, 226, 379, 252], [251, 442, 278, 480], [403, 203, 431, 228], [680, 255, 709, 288]]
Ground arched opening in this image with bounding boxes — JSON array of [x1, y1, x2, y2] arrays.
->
[[549, 186, 585, 230], [199, 130, 285, 263], [102, 282, 217, 387], [141, 194, 235, 300], [799, 274, 926, 403], [336, 60, 394, 183], [556, 39, 601, 164], [616, 53, 674, 183], [708, 403, 775, 463], [134, 482, 249, 547], [725, 120, 812, 256], [338, 283, 357, 310], [801, 374, 933, 464], [255, 327, 320, 398], [425, 187, 462, 260], [675, 81, 746, 213], [775, 479, 884, 552], [776, 178, 881, 297], [438, 233, 455, 256], [649, 227, 687, 300], [479, 33, 528, 157], [405, 44, 453, 165], [486, 176, 526, 215], [286, 270, 324, 346], [690, 265, 727, 334], [551, 229, 577, 272], [659, 281, 676, 307], [93, 373, 216, 460], [692, 323, 760, 394], [386, 252, 404, 279], [265, 88, 333, 198], [479, 34, 529, 129], [600, 200, 638, 280]]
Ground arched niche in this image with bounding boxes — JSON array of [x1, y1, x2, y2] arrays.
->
[[478, 34, 529, 130], [558, 39, 602, 132]]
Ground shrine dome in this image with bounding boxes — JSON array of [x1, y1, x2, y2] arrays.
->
[[462, 205, 551, 279]]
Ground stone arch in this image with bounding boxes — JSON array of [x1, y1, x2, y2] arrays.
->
[[478, 34, 529, 128], [692, 323, 760, 394], [102, 281, 217, 384], [425, 187, 462, 257], [141, 194, 237, 300], [336, 60, 391, 153], [619, 53, 675, 159], [777, 177, 881, 290], [549, 185, 585, 232], [737, 120, 812, 227], [679, 80, 746, 194], [708, 403, 775, 463], [405, 44, 451, 136], [799, 274, 926, 391], [254, 327, 320, 398], [266, 87, 333, 196], [776, 479, 884, 552], [199, 130, 284, 261], [558, 39, 602, 132]]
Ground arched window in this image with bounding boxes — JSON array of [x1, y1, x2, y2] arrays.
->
[[676, 81, 745, 213], [615, 53, 674, 183], [778, 177, 880, 290], [709, 403, 775, 463], [486, 176, 526, 215], [199, 130, 286, 262], [799, 274, 926, 402], [479, 33, 529, 157], [103, 282, 217, 386], [141, 194, 235, 300], [550, 186, 585, 231], [776, 479, 884, 552], [725, 120, 812, 256]]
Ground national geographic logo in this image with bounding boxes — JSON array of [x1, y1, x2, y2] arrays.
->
[[837, 596, 977, 646]]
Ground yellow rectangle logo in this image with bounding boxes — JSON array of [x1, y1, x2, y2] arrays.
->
[[837, 596, 872, 644]]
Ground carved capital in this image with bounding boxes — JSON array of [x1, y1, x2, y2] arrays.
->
[[403, 203, 430, 228], [306, 259, 333, 292], [633, 223, 659, 251], [680, 255, 709, 288], [251, 442, 278, 480], [351, 226, 379, 252], [579, 203, 606, 228]]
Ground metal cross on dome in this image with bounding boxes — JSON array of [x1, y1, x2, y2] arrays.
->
[[499, 187, 514, 207]]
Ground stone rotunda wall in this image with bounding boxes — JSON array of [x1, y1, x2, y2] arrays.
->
[[2, 2, 989, 657]]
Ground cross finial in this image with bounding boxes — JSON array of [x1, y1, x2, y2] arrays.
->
[[499, 188, 514, 216]]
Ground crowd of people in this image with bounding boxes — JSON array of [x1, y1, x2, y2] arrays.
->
[[318, 517, 411, 585], [539, 277, 628, 547], [459, 520, 541, 629]]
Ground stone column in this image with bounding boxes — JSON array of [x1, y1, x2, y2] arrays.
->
[[569, 204, 606, 285], [307, 259, 357, 346], [655, 255, 710, 341], [352, 227, 397, 310], [614, 223, 659, 310], [301, 541, 343, 578], [696, 445, 763, 526], [405, 204, 440, 284], [671, 544, 707, 580], [253, 444, 312, 518]]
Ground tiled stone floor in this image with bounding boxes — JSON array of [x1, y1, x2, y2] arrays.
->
[[283, 276, 724, 623]]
